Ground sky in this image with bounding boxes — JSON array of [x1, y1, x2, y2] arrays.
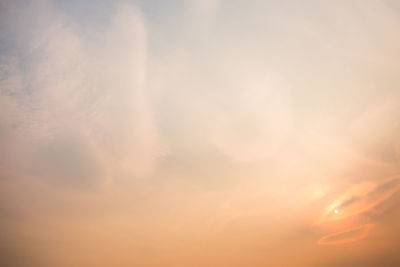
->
[[1, 0, 400, 266]]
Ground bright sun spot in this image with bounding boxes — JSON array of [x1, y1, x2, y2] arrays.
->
[[334, 209, 339, 214]]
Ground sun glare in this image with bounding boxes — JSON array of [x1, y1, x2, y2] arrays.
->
[[334, 209, 339, 214]]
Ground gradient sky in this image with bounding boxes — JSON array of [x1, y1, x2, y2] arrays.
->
[[2, 1, 400, 266]]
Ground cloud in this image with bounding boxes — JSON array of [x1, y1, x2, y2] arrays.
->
[[2, 1, 400, 266], [0, 1, 160, 188]]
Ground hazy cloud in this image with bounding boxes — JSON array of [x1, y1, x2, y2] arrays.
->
[[2, 1, 400, 266]]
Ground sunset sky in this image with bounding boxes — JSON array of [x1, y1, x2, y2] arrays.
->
[[1, 1, 400, 266]]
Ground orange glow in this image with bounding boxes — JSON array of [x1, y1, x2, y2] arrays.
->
[[2, 1, 400, 266], [318, 224, 374, 245], [318, 177, 400, 224]]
